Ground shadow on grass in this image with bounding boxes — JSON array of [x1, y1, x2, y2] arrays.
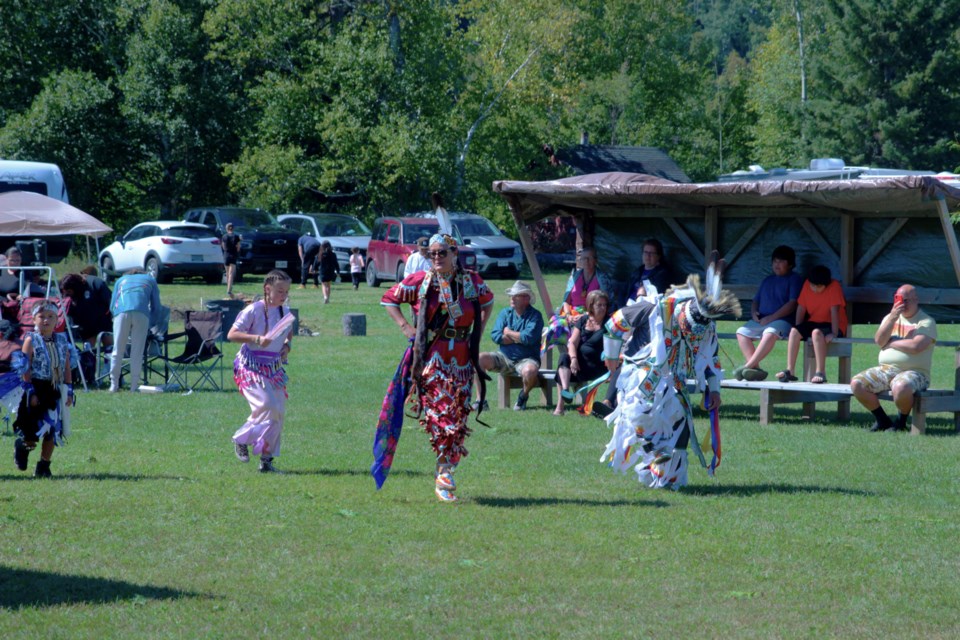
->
[[682, 483, 877, 497], [471, 495, 670, 508], [279, 468, 431, 478], [0, 566, 203, 609], [0, 473, 189, 482]]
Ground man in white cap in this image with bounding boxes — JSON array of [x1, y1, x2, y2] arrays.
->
[[475, 280, 544, 410], [404, 237, 432, 278]]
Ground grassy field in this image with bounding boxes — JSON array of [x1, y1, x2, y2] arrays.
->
[[2, 270, 959, 638]]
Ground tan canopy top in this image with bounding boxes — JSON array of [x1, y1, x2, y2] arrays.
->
[[0, 191, 112, 238]]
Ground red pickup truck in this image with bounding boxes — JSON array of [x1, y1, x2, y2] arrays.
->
[[365, 216, 477, 286]]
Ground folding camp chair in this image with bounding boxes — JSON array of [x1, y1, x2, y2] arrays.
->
[[161, 310, 224, 391]]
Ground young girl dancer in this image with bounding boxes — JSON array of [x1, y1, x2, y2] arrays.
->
[[13, 300, 75, 477], [228, 270, 294, 473]]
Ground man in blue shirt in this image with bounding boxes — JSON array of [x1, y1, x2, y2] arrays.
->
[[297, 233, 322, 289], [735, 245, 804, 380], [475, 281, 545, 411]]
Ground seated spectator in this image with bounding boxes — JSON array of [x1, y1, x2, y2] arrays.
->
[[851, 285, 936, 432], [628, 238, 673, 301], [560, 247, 614, 316], [544, 247, 614, 354], [735, 245, 803, 381], [554, 289, 611, 416], [778, 265, 847, 384], [0, 247, 31, 301], [60, 272, 114, 348], [476, 281, 544, 411]]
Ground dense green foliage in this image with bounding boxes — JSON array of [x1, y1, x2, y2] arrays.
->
[[1, 0, 959, 232]]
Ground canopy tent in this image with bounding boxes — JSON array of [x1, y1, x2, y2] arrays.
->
[[0, 191, 111, 237], [493, 172, 960, 322]]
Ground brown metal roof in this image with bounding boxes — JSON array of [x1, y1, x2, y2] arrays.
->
[[494, 172, 960, 223]]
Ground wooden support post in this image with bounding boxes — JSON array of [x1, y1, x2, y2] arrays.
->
[[507, 195, 553, 313], [936, 196, 960, 287], [704, 207, 718, 268]]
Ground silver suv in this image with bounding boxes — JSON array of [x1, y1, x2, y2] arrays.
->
[[277, 212, 371, 275], [414, 212, 522, 278]]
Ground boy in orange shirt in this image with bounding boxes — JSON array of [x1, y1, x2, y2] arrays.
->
[[777, 265, 848, 384]]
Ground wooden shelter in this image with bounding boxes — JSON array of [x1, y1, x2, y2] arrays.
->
[[493, 172, 960, 323]]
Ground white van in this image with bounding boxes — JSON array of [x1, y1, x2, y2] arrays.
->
[[0, 159, 69, 202], [0, 160, 71, 262]]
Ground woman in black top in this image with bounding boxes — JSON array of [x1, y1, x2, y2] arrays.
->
[[0, 247, 24, 300], [554, 289, 610, 415], [221, 223, 241, 297], [317, 240, 340, 304]]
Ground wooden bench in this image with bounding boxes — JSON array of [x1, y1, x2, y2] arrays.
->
[[497, 368, 555, 408], [720, 339, 960, 434]]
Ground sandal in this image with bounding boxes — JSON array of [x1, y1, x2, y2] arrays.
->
[[776, 369, 798, 382], [811, 372, 826, 384], [552, 408, 565, 416]]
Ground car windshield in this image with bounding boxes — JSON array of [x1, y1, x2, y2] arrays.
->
[[453, 218, 501, 237], [163, 226, 214, 240], [225, 210, 283, 230], [309, 215, 371, 237], [402, 223, 440, 244]]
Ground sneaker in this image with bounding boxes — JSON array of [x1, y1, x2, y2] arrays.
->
[[436, 471, 456, 491], [869, 420, 892, 432], [14, 437, 29, 471], [435, 487, 458, 502], [471, 399, 489, 412], [234, 441, 250, 463], [35, 459, 52, 478], [259, 457, 277, 473], [513, 392, 529, 411]]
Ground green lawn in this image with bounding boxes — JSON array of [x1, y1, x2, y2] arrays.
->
[[2, 271, 959, 638]]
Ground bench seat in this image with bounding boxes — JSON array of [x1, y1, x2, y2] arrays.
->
[[719, 378, 960, 434]]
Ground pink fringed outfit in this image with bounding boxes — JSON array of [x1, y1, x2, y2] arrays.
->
[[231, 301, 292, 457], [381, 270, 493, 464]]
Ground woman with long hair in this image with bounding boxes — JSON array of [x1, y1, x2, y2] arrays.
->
[[228, 270, 294, 473]]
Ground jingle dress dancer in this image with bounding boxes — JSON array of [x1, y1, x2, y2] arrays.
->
[[373, 234, 494, 501], [600, 262, 740, 489], [229, 270, 294, 473]]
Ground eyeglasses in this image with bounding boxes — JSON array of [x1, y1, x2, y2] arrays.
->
[[428, 250, 449, 259]]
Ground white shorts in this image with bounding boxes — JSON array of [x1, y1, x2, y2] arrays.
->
[[736, 319, 792, 341]]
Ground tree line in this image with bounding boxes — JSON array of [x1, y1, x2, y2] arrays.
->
[[1, 0, 958, 233]]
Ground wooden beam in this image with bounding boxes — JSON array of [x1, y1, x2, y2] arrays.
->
[[936, 196, 960, 287], [507, 195, 554, 313], [853, 217, 908, 279], [664, 218, 703, 264], [721, 218, 768, 269], [704, 207, 718, 268], [796, 218, 839, 264]]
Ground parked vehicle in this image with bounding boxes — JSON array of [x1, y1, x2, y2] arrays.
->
[[365, 216, 477, 287], [277, 212, 371, 276], [182, 207, 299, 280], [99, 221, 223, 284], [0, 159, 72, 262], [412, 211, 522, 278]]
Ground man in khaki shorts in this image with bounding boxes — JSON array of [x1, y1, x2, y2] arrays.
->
[[475, 281, 544, 411], [851, 284, 936, 432]]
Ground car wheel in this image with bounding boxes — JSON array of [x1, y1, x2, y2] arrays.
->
[[100, 255, 114, 284], [396, 262, 406, 283], [145, 256, 167, 283], [366, 261, 380, 287]]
